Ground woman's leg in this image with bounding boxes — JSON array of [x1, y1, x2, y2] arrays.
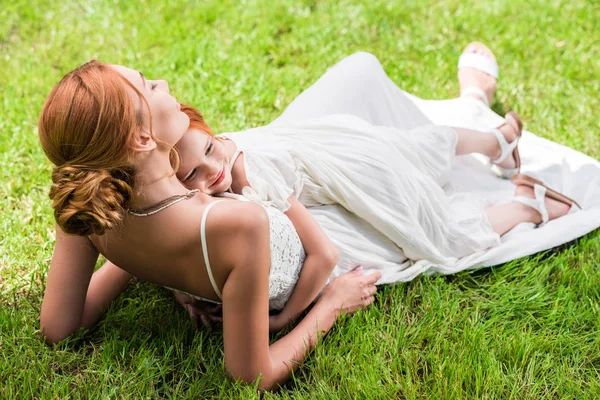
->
[[272, 52, 432, 129]]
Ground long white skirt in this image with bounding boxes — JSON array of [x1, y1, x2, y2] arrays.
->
[[225, 52, 503, 284], [250, 51, 599, 283]]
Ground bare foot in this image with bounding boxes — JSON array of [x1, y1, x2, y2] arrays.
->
[[514, 185, 571, 224], [492, 114, 521, 170], [458, 42, 497, 106]]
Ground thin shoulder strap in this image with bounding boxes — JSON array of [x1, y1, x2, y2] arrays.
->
[[229, 149, 242, 168], [201, 200, 225, 300], [219, 192, 249, 201], [225, 150, 243, 194]]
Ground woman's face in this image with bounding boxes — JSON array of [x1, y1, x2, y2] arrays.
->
[[175, 128, 232, 194], [112, 65, 189, 146]]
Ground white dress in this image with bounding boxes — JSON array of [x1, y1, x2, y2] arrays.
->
[[220, 52, 503, 284], [223, 115, 500, 284]]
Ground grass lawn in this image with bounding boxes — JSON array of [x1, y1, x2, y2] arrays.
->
[[1, 0, 599, 398]]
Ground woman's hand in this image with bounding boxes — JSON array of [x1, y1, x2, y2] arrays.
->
[[317, 267, 381, 317]]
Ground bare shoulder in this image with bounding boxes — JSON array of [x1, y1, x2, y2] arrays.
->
[[208, 200, 268, 231], [56, 225, 98, 258], [204, 200, 270, 268]]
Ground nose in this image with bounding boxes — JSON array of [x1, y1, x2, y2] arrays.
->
[[157, 79, 169, 94]]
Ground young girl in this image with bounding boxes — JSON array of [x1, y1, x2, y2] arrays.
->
[[172, 50, 581, 326], [171, 105, 340, 332]]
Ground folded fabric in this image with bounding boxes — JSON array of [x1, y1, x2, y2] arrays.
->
[[405, 93, 600, 271]]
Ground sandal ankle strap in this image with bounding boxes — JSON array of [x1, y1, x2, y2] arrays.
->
[[513, 184, 550, 226], [460, 87, 490, 107], [490, 128, 519, 164]]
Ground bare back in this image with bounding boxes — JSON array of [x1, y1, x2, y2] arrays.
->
[[89, 194, 245, 303]]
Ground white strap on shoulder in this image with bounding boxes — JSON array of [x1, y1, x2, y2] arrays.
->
[[218, 191, 249, 201], [201, 200, 225, 299], [229, 149, 243, 169]]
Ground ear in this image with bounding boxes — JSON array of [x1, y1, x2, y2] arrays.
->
[[130, 131, 157, 152]]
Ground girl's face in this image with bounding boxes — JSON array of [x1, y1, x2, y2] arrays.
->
[[175, 127, 232, 194], [112, 65, 189, 146]]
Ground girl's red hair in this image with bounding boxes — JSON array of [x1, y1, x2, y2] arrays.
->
[[180, 104, 214, 136]]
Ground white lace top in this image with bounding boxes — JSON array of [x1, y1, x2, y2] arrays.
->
[[170, 190, 306, 311], [223, 191, 306, 310]]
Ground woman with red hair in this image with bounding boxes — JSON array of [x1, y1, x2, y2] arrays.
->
[[38, 60, 381, 391], [38, 49, 580, 390]]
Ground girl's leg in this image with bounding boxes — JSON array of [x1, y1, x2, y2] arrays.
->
[[485, 185, 572, 235], [485, 202, 537, 235], [272, 52, 432, 129], [454, 121, 519, 170]]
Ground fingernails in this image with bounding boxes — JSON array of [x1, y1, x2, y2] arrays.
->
[[354, 265, 363, 271]]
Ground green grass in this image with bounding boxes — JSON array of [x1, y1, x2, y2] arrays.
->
[[1, 0, 599, 398]]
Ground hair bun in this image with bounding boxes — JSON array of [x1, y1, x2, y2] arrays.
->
[[50, 165, 135, 236]]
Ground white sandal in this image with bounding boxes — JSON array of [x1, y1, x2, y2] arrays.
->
[[490, 111, 523, 179], [512, 174, 581, 227], [458, 43, 499, 107]]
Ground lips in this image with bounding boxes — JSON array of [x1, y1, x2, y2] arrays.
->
[[211, 168, 225, 187]]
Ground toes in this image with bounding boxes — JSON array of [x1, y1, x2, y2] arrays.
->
[[463, 42, 496, 62]]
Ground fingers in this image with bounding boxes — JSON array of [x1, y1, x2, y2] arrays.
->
[[361, 271, 382, 285], [361, 284, 377, 300], [367, 284, 377, 296], [346, 266, 364, 278]]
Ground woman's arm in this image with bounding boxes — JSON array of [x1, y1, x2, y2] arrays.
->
[[40, 227, 132, 344], [209, 202, 379, 390], [81, 260, 133, 328], [270, 196, 338, 331]]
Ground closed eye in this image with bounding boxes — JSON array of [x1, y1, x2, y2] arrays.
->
[[150, 83, 158, 90], [184, 168, 197, 182], [205, 142, 213, 156]]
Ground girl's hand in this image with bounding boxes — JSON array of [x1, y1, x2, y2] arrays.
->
[[268, 315, 284, 333], [173, 292, 222, 330], [318, 267, 381, 316], [268, 313, 293, 333]]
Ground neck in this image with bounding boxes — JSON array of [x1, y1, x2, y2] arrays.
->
[[223, 137, 237, 164], [130, 148, 207, 209], [222, 138, 242, 192]]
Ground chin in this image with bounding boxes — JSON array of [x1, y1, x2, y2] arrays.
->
[[207, 184, 223, 195], [224, 176, 233, 190]]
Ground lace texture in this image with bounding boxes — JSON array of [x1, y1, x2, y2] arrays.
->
[[261, 205, 306, 310], [220, 190, 306, 310]]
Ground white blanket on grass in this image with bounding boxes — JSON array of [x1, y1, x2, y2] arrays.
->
[[408, 94, 600, 270]]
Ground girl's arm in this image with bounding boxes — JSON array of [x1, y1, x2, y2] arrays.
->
[[229, 156, 339, 330], [40, 227, 132, 344], [270, 195, 338, 331], [209, 201, 380, 390]]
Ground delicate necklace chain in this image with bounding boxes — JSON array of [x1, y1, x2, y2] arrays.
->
[[127, 189, 200, 217]]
